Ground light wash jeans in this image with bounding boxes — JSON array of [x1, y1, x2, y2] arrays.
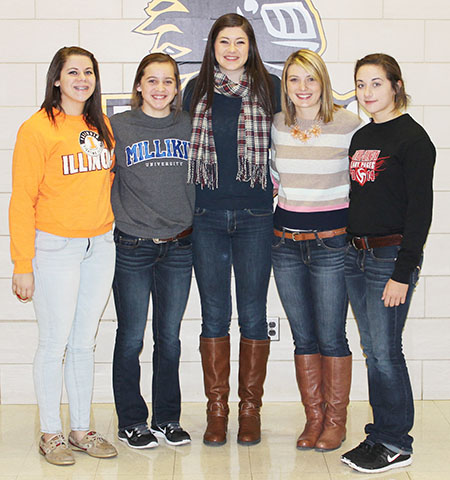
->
[[32, 229, 115, 433]]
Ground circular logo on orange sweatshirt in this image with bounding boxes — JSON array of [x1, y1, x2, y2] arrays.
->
[[79, 130, 104, 156]]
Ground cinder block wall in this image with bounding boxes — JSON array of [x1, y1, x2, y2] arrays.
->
[[0, 0, 449, 404]]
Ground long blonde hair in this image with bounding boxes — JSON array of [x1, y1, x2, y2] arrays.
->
[[281, 49, 339, 126]]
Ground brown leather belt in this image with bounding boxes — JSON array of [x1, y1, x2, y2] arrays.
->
[[274, 227, 347, 242], [351, 234, 403, 250], [153, 227, 193, 244]]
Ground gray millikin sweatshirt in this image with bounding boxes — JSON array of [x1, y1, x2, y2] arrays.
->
[[110, 108, 194, 239]]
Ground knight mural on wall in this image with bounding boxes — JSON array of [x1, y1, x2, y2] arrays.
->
[[132, 0, 326, 67], [102, 0, 355, 115]]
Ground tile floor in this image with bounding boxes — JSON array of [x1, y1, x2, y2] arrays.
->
[[0, 400, 449, 479]]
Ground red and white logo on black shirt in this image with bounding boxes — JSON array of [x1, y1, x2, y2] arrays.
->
[[349, 150, 388, 186]]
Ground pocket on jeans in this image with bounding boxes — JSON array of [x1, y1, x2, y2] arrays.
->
[[319, 233, 347, 251], [194, 207, 206, 216], [102, 229, 114, 243], [245, 208, 273, 217], [272, 233, 284, 249], [35, 230, 69, 252], [113, 228, 140, 249], [369, 245, 399, 263], [176, 235, 193, 250]]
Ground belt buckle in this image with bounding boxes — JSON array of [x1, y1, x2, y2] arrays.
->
[[152, 238, 165, 244], [291, 231, 301, 241], [352, 236, 368, 249]]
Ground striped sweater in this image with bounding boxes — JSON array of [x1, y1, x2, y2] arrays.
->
[[270, 108, 362, 231]]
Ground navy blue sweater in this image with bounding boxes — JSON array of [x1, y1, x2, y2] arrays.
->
[[183, 74, 281, 210]]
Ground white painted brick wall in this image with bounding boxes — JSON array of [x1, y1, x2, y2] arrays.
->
[[315, 0, 383, 19], [35, 0, 122, 19], [425, 21, 450, 61], [80, 20, 155, 62], [0, 20, 79, 62], [0, 0, 449, 404], [339, 20, 425, 62], [0, 0, 35, 19], [385, 0, 450, 19]]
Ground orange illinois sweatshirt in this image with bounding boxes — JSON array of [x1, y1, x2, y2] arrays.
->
[[9, 109, 115, 274]]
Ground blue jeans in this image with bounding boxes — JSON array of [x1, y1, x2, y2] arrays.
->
[[33, 230, 115, 433], [345, 244, 421, 453], [272, 232, 350, 357], [192, 208, 272, 340], [112, 228, 192, 429]]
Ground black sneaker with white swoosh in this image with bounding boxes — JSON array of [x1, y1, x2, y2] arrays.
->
[[150, 422, 191, 446], [342, 442, 412, 473], [118, 424, 158, 449], [341, 441, 373, 466]]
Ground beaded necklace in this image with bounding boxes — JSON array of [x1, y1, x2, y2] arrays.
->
[[290, 118, 322, 143]]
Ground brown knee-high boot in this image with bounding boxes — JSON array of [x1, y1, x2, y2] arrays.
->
[[237, 337, 270, 446], [200, 336, 230, 446], [315, 355, 352, 451], [295, 353, 325, 450]]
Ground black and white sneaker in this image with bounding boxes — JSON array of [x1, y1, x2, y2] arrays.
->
[[150, 422, 191, 446], [118, 424, 158, 449], [343, 442, 412, 473], [341, 441, 373, 466]]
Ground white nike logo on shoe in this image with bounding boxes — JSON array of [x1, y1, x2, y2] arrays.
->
[[387, 453, 401, 463], [125, 430, 134, 438]]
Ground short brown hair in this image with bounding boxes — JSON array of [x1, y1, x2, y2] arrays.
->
[[131, 53, 182, 114], [354, 53, 409, 111]]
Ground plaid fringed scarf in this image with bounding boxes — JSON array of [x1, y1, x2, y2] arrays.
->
[[188, 67, 271, 190]]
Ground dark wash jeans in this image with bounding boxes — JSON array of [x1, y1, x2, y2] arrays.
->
[[112, 228, 192, 430], [345, 243, 421, 453], [192, 208, 272, 340], [272, 232, 350, 357]]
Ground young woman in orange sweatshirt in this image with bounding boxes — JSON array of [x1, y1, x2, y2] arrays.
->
[[9, 46, 117, 466]]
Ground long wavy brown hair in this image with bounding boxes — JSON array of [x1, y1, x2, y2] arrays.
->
[[189, 13, 275, 118], [41, 46, 113, 150]]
